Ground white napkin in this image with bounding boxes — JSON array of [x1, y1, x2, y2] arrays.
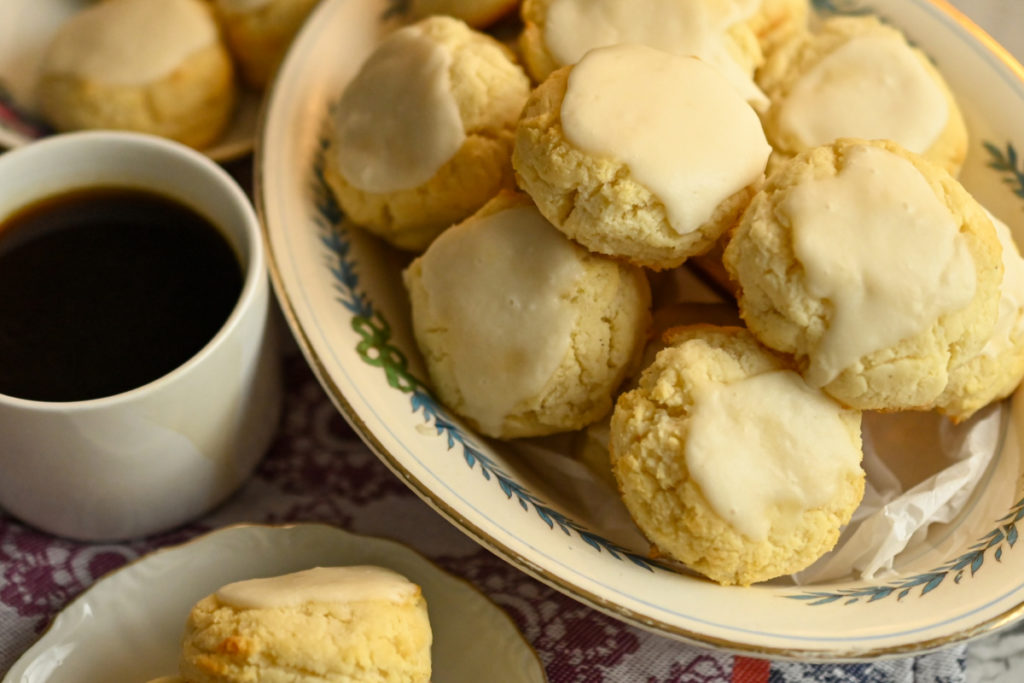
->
[[793, 403, 1005, 583]]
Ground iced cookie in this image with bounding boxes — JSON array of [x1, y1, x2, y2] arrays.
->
[[518, 0, 765, 105], [573, 302, 743, 489], [939, 212, 1024, 421], [723, 139, 1003, 411], [757, 16, 968, 176], [323, 16, 530, 251], [179, 566, 432, 683], [36, 0, 236, 149], [212, 0, 321, 89], [609, 325, 865, 586], [513, 44, 771, 270], [403, 191, 651, 439], [409, 0, 519, 28]]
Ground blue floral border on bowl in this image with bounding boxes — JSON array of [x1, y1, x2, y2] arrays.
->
[[309, 120, 1024, 601], [308, 122, 654, 571], [310, 0, 1024, 599]]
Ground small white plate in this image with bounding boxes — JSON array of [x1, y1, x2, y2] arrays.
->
[[3, 524, 547, 683], [0, 0, 258, 162], [258, 0, 1024, 661]]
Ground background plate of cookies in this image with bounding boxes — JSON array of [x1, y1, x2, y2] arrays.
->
[[3, 524, 546, 682], [0, 0, 269, 162], [258, 0, 1024, 660]]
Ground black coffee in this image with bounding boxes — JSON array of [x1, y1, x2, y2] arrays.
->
[[0, 187, 243, 402]]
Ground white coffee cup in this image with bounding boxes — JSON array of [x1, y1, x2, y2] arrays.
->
[[0, 131, 281, 541]]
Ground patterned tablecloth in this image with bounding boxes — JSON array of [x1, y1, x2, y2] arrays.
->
[[3, 2, 1024, 681], [0, 349, 975, 682]]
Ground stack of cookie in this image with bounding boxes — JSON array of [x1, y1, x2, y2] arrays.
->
[[321, 0, 1024, 586]]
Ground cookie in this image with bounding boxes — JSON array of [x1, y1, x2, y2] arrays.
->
[[403, 191, 651, 439], [757, 15, 968, 176], [36, 0, 236, 149], [939, 211, 1024, 421], [323, 16, 530, 251], [513, 44, 771, 270], [518, 0, 765, 103], [748, 0, 810, 53], [408, 0, 519, 28], [179, 566, 432, 683], [573, 302, 743, 489], [723, 139, 1002, 411], [609, 325, 865, 586], [212, 0, 321, 89]]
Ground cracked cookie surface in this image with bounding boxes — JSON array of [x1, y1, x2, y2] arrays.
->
[[723, 139, 1002, 411], [180, 567, 432, 683], [513, 47, 770, 271], [323, 15, 530, 252], [756, 15, 968, 177], [403, 191, 651, 439], [609, 325, 865, 586]]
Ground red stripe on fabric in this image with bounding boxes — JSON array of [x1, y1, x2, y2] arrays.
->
[[732, 656, 771, 683]]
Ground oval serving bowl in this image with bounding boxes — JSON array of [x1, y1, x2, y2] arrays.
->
[[257, 0, 1024, 659]]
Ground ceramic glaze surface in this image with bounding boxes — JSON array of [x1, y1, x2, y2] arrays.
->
[[258, 0, 1024, 659]]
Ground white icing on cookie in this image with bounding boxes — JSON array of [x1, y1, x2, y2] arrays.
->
[[332, 23, 465, 194], [544, 0, 766, 105], [777, 34, 948, 153], [561, 45, 770, 236], [216, 566, 418, 608], [44, 0, 218, 86], [686, 369, 861, 541], [417, 205, 584, 435], [783, 144, 976, 385]]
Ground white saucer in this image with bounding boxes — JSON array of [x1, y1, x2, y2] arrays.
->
[[3, 524, 547, 683]]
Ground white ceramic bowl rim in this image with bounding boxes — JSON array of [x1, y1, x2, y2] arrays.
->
[[256, 0, 1024, 660]]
